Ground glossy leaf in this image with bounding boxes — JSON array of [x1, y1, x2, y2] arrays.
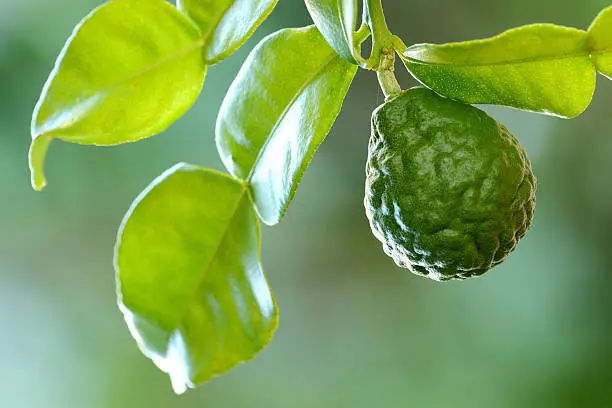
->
[[115, 163, 277, 394], [29, 0, 207, 190], [400, 24, 596, 118], [587, 6, 612, 79], [177, 0, 278, 63], [305, 0, 359, 64], [216, 26, 357, 225]]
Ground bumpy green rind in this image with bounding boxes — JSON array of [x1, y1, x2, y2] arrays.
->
[[365, 87, 536, 281]]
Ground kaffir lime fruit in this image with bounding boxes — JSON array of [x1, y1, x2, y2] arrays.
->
[[365, 87, 536, 281]]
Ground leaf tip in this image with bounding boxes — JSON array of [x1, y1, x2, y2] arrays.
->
[[118, 303, 195, 395], [171, 381, 188, 395], [28, 135, 52, 191]]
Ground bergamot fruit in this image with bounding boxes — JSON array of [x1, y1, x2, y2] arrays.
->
[[365, 87, 536, 281]]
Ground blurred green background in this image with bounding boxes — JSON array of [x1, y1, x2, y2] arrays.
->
[[2, 0, 612, 407]]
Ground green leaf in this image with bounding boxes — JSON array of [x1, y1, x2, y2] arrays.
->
[[399, 24, 596, 118], [177, 0, 278, 63], [305, 0, 359, 64], [587, 6, 612, 79], [29, 0, 207, 191], [216, 26, 357, 225], [115, 163, 277, 394]]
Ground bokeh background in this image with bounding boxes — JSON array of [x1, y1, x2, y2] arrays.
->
[[2, 0, 612, 407]]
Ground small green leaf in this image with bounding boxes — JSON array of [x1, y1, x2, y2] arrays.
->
[[587, 6, 612, 79], [29, 0, 207, 190], [177, 0, 278, 63], [400, 24, 596, 118], [115, 163, 277, 394], [216, 26, 357, 225], [305, 0, 359, 64]]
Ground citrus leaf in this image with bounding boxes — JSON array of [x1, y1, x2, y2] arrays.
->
[[587, 6, 612, 79], [29, 0, 207, 191], [399, 24, 596, 118], [216, 26, 357, 225], [115, 163, 277, 394], [177, 0, 278, 63], [304, 0, 359, 64]]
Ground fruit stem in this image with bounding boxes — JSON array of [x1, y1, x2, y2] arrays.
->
[[376, 50, 401, 99], [363, 0, 402, 98]]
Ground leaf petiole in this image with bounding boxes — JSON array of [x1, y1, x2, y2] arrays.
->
[[352, 23, 372, 68]]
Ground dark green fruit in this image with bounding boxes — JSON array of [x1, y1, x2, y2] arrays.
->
[[365, 87, 536, 281]]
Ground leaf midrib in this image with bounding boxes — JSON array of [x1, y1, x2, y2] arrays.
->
[[37, 34, 207, 137], [173, 182, 250, 332], [244, 48, 341, 183], [402, 47, 612, 68], [39, 0, 242, 131]]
